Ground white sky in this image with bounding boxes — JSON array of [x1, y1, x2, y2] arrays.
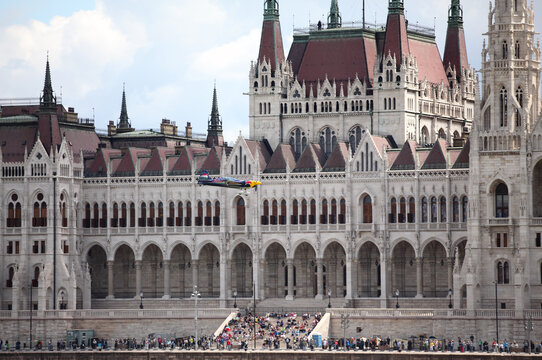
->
[[0, 0, 540, 144]]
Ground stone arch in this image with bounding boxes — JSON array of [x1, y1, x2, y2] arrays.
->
[[113, 244, 136, 298], [198, 243, 220, 297], [323, 241, 346, 297], [422, 241, 448, 297], [264, 242, 287, 298], [170, 243, 193, 298], [421, 238, 449, 258], [141, 244, 164, 298], [231, 243, 253, 297], [195, 240, 221, 260], [391, 241, 416, 297], [294, 242, 317, 297], [357, 241, 381, 297], [320, 238, 347, 258], [390, 238, 418, 257], [86, 245, 108, 299]]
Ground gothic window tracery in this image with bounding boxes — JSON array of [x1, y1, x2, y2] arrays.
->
[[289, 128, 307, 159], [515, 87, 523, 127], [500, 87, 508, 127], [319, 126, 337, 157], [349, 126, 363, 154]]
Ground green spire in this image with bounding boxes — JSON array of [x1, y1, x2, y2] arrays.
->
[[118, 84, 130, 129], [327, 0, 342, 29], [388, 0, 404, 15], [208, 84, 222, 134], [264, 0, 279, 20], [448, 0, 464, 27], [40, 55, 56, 109]]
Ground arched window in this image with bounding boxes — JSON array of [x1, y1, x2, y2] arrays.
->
[[196, 201, 203, 226], [112, 203, 119, 228], [214, 201, 221, 226], [431, 197, 438, 223], [7, 267, 14, 287], [101, 203, 107, 228], [121, 203, 127, 227], [321, 199, 328, 224], [7, 194, 22, 228], [452, 196, 459, 222], [93, 203, 99, 228], [168, 202, 175, 227], [339, 198, 346, 224], [186, 201, 192, 226], [84, 203, 91, 228], [271, 200, 278, 225], [349, 126, 363, 154], [205, 201, 212, 226], [500, 87, 508, 127], [310, 199, 316, 224], [515, 41, 520, 59], [291, 199, 299, 225], [495, 183, 509, 218], [289, 128, 307, 159], [157, 202, 164, 227], [236, 197, 246, 225], [497, 261, 510, 284], [462, 196, 468, 222], [176, 202, 183, 226], [502, 41, 508, 60], [139, 202, 147, 227], [280, 200, 287, 225], [319, 127, 337, 157], [149, 202, 156, 227], [440, 197, 447, 223], [421, 197, 428, 223], [33, 267, 40, 287], [390, 197, 397, 223], [399, 197, 406, 223], [421, 127, 429, 145], [130, 202, 135, 227], [515, 87, 523, 127], [438, 129, 446, 140], [408, 197, 415, 223], [262, 200, 269, 225], [362, 195, 373, 223], [300, 199, 308, 224], [330, 199, 337, 224]]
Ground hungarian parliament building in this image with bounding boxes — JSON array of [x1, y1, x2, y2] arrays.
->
[[1, 0, 541, 312]]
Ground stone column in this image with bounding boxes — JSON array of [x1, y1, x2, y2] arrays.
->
[[106, 260, 114, 299], [316, 258, 324, 299], [135, 260, 142, 298], [416, 257, 423, 298], [258, 259, 265, 300], [192, 260, 199, 292], [447, 257, 454, 291], [286, 258, 294, 300], [163, 260, 170, 299], [226, 259, 232, 298], [380, 255, 388, 308], [346, 255, 354, 300]]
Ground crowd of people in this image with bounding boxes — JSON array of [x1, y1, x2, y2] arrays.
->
[[214, 312, 322, 350]]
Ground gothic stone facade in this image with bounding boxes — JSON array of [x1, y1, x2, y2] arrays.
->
[[0, 0, 541, 312]]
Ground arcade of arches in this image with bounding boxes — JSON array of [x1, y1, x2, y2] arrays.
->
[[86, 239, 457, 302]]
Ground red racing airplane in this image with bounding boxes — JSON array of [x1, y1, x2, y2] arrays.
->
[[197, 172, 261, 193]]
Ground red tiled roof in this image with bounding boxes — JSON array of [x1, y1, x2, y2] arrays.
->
[[448, 149, 461, 166], [390, 140, 418, 170], [421, 139, 448, 169], [371, 135, 392, 156], [258, 20, 285, 71], [409, 38, 447, 84], [293, 36, 374, 90], [264, 143, 296, 173], [1, 104, 65, 118], [452, 138, 470, 169], [0, 125, 37, 162], [113, 149, 139, 176], [38, 113, 62, 154], [199, 146, 223, 174], [383, 13, 409, 61], [245, 140, 272, 170], [287, 40, 308, 75], [61, 126, 100, 163], [141, 148, 165, 175], [323, 142, 349, 171], [294, 143, 326, 172], [443, 26, 469, 80]]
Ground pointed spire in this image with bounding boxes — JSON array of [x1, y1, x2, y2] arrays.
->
[[206, 84, 224, 147], [388, 0, 404, 15], [327, 0, 342, 29], [448, 0, 464, 27], [118, 83, 131, 129], [258, 0, 285, 71], [40, 55, 56, 109]]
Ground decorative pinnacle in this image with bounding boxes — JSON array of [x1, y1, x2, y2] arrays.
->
[[448, 0, 464, 27], [388, 0, 404, 15], [328, 0, 342, 29], [264, 0, 279, 19], [118, 83, 130, 128], [208, 84, 222, 133]]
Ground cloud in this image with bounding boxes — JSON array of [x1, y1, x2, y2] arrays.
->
[[0, 3, 146, 99], [190, 29, 261, 80]]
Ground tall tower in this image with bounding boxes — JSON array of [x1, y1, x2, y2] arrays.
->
[[465, 0, 541, 311], [117, 85, 134, 134], [249, 0, 291, 148], [443, 0, 469, 82], [38, 57, 62, 153], [383, 0, 409, 63]]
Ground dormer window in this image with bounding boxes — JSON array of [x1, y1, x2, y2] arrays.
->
[[354, 88, 361, 96], [323, 89, 331, 97]]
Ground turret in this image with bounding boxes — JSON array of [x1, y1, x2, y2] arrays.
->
[[38, 57, 61, 153], [116, 84, 134, 134], [327, 0, 342, 29], [257, 0, 285, 72], [443, 0, 469, 82]]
